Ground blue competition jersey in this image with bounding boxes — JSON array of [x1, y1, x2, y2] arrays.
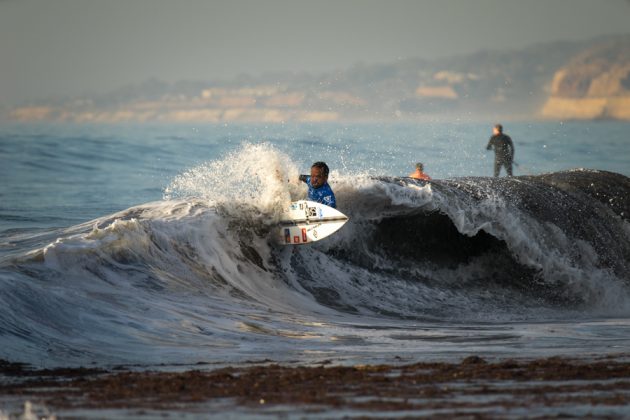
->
[[304, 176, 336, 208]]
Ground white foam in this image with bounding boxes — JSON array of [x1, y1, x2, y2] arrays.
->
[[163, 142, 302, 215]]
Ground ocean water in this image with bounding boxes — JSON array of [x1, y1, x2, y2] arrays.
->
[[0, 121, 629, 368]]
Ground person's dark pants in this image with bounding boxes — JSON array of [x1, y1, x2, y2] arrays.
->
[[494, 158, 513, 177]]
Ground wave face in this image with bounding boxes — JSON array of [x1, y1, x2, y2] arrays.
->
[[1, 145, 629, 367]]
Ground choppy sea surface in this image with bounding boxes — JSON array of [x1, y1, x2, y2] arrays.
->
[[0, 121, 629, 369]]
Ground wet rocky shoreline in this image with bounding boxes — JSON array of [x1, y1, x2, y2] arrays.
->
[[2, 355, 630, 418]]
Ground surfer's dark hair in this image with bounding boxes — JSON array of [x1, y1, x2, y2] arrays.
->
[[311, 161, 329, 177]]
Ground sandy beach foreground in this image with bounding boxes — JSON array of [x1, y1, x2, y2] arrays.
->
[[2, 355, 630, 418]]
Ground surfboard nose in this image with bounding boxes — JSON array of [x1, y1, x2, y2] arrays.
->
[[278, 200, 348, 244]]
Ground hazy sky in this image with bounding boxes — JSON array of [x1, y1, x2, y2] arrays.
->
[[1, 0, 629, 106]]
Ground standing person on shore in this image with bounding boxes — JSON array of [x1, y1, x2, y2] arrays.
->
[[486, 124, 515, 177]]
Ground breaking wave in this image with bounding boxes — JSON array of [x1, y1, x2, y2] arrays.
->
[[1, 144, 629, 367]]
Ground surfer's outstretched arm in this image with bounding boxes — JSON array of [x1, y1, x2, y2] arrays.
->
[[298, 175, 309, 183]]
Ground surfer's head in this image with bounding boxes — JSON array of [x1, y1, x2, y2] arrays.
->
[[310, 162, 329, 188], [493, 124, 503, 135]]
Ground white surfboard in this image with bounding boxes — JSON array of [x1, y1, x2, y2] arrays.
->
[[278, 200, 348, 245]]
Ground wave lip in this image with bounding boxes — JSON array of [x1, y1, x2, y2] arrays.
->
[[304, 170, 630, 316]]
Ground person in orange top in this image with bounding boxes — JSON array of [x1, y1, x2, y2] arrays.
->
[[409, 162, 431, 181]]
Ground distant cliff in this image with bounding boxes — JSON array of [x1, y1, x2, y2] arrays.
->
[[7, 35, 630, 123], [541, 37, 630, 120]]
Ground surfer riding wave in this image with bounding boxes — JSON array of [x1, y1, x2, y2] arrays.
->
[[298, 161, 337, 208]]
